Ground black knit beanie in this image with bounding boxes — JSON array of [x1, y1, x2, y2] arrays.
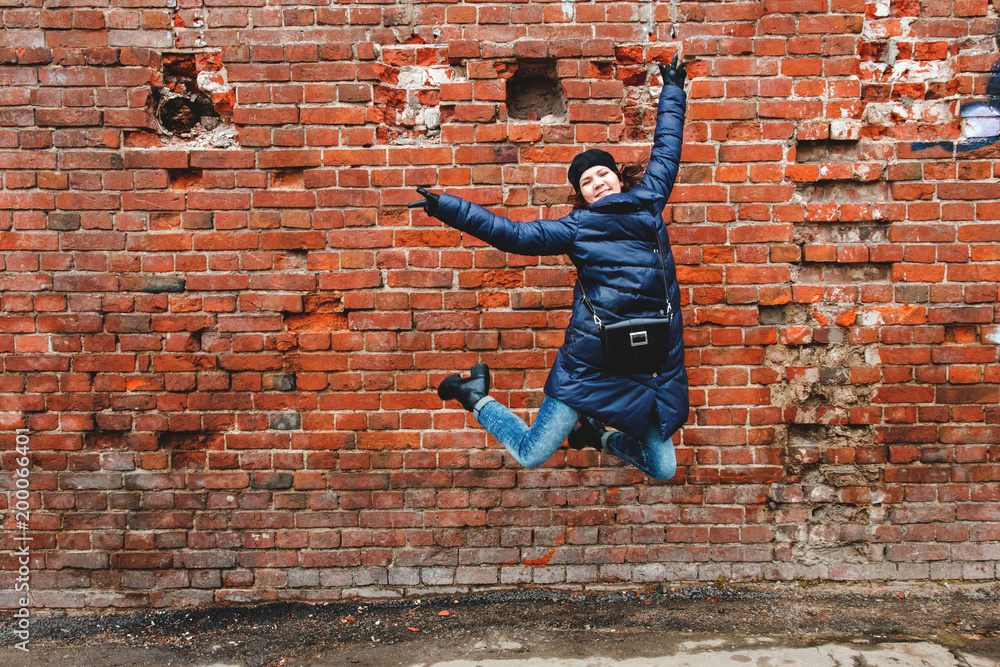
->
[[567, 149, 621, 194]]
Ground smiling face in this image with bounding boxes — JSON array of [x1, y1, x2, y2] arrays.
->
[[578, 165, 622, 205]]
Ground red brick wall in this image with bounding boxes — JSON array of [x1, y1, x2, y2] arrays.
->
[[2, 1, 999, 608]]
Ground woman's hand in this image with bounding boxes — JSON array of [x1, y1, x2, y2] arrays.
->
[[657, 53, 687, 89], [407, 187, 440, 216]]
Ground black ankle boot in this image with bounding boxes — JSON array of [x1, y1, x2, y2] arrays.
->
[[568, 415, 607, 451], [437, 363, 491, 412]]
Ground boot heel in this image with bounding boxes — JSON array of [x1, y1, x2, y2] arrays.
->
[[470, 363, 490, 391]]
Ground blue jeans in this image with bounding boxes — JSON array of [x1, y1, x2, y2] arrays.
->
[[473, 395, 677, 480]]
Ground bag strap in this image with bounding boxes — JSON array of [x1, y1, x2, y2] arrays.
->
[[578, 229, 673, 327], [653, 232, 673, 317]]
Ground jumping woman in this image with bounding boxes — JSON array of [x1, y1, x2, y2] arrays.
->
[[409, 55, 689, 480]]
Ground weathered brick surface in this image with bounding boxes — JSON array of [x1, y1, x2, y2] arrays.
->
[[1, 2, 1000, 608]]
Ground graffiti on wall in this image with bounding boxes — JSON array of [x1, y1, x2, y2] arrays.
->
[[956, 52, 1000, 151], [912, 30, 1000, 154]]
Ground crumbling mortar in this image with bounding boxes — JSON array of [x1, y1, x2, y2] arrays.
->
[[763, 340, 869, 369], [771, 483, 889, 569], [858, 3, 992, 144], [793, 223, 890, 245]]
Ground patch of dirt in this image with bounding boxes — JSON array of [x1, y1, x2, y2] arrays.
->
[[1, 583, 998, 667]]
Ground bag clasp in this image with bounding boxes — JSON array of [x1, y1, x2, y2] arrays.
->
[[630, 331, 648, 347]]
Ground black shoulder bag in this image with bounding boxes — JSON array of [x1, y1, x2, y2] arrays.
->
[[578, 233, 675, 376]]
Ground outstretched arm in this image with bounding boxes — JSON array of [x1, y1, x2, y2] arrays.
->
[[410, 189, 577, 256], [635, 55, 688, 209]]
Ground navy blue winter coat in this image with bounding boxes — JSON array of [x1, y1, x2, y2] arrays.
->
[[433, 84, 689, 443]]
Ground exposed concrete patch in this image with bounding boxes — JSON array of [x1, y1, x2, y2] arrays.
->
[[419, 642, 996, 667]]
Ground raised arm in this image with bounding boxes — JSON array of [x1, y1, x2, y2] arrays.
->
[[635, 56, 688, 212], [413, 190, 577, 256]]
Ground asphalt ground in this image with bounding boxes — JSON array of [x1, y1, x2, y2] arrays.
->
[[2, 582, 998, 666]]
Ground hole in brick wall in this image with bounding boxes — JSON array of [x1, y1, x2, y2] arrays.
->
[[270, 170, 304, 189], [506, 60, 566, 122], [153, 54, 221, 136], [759, 305, 788, 325], [794, 140, 861, 163], [168, 169, 203, 190], [796, 224, 888, 244], [158, 96, 201, 134], [284, 295, 348, 332], [793, 264, 891, 286], [183, 329, 203, 351], [794, 182, 889, 204], [151, 52, 235, 145], [164, 52, 197, 80], [303, 295, 343, 312]]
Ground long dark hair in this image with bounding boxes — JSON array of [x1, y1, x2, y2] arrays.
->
[[568, 162, 646, 210]]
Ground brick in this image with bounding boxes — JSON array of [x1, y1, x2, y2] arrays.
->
[[568, 103, 623, 123], [190, 151, 255, 169], [36, 109, 101, 126]]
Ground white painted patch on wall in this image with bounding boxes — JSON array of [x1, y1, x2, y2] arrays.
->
[[895, 60, 953, 82], [863, 100, 956, 126], [860, 61, 888, 77], [910, 99, 957, 124], [641, 0, 654, 36], [830, 118, 861, 141], [420, 107, 441, 130], [871, 489, 892, 504], [399, 106, 441, 132], [562, 0, 573, 21], [808, 486, 834, 503], [854, 163, 881, 181], [398, 66, 453, 89], [874, 0, 890, 17], [862, 21, 894, 41], [861, 311, 884, 327], [861, 16, 916, 41], [863, 103, 892, 125], [860, 60, 954, 83]]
